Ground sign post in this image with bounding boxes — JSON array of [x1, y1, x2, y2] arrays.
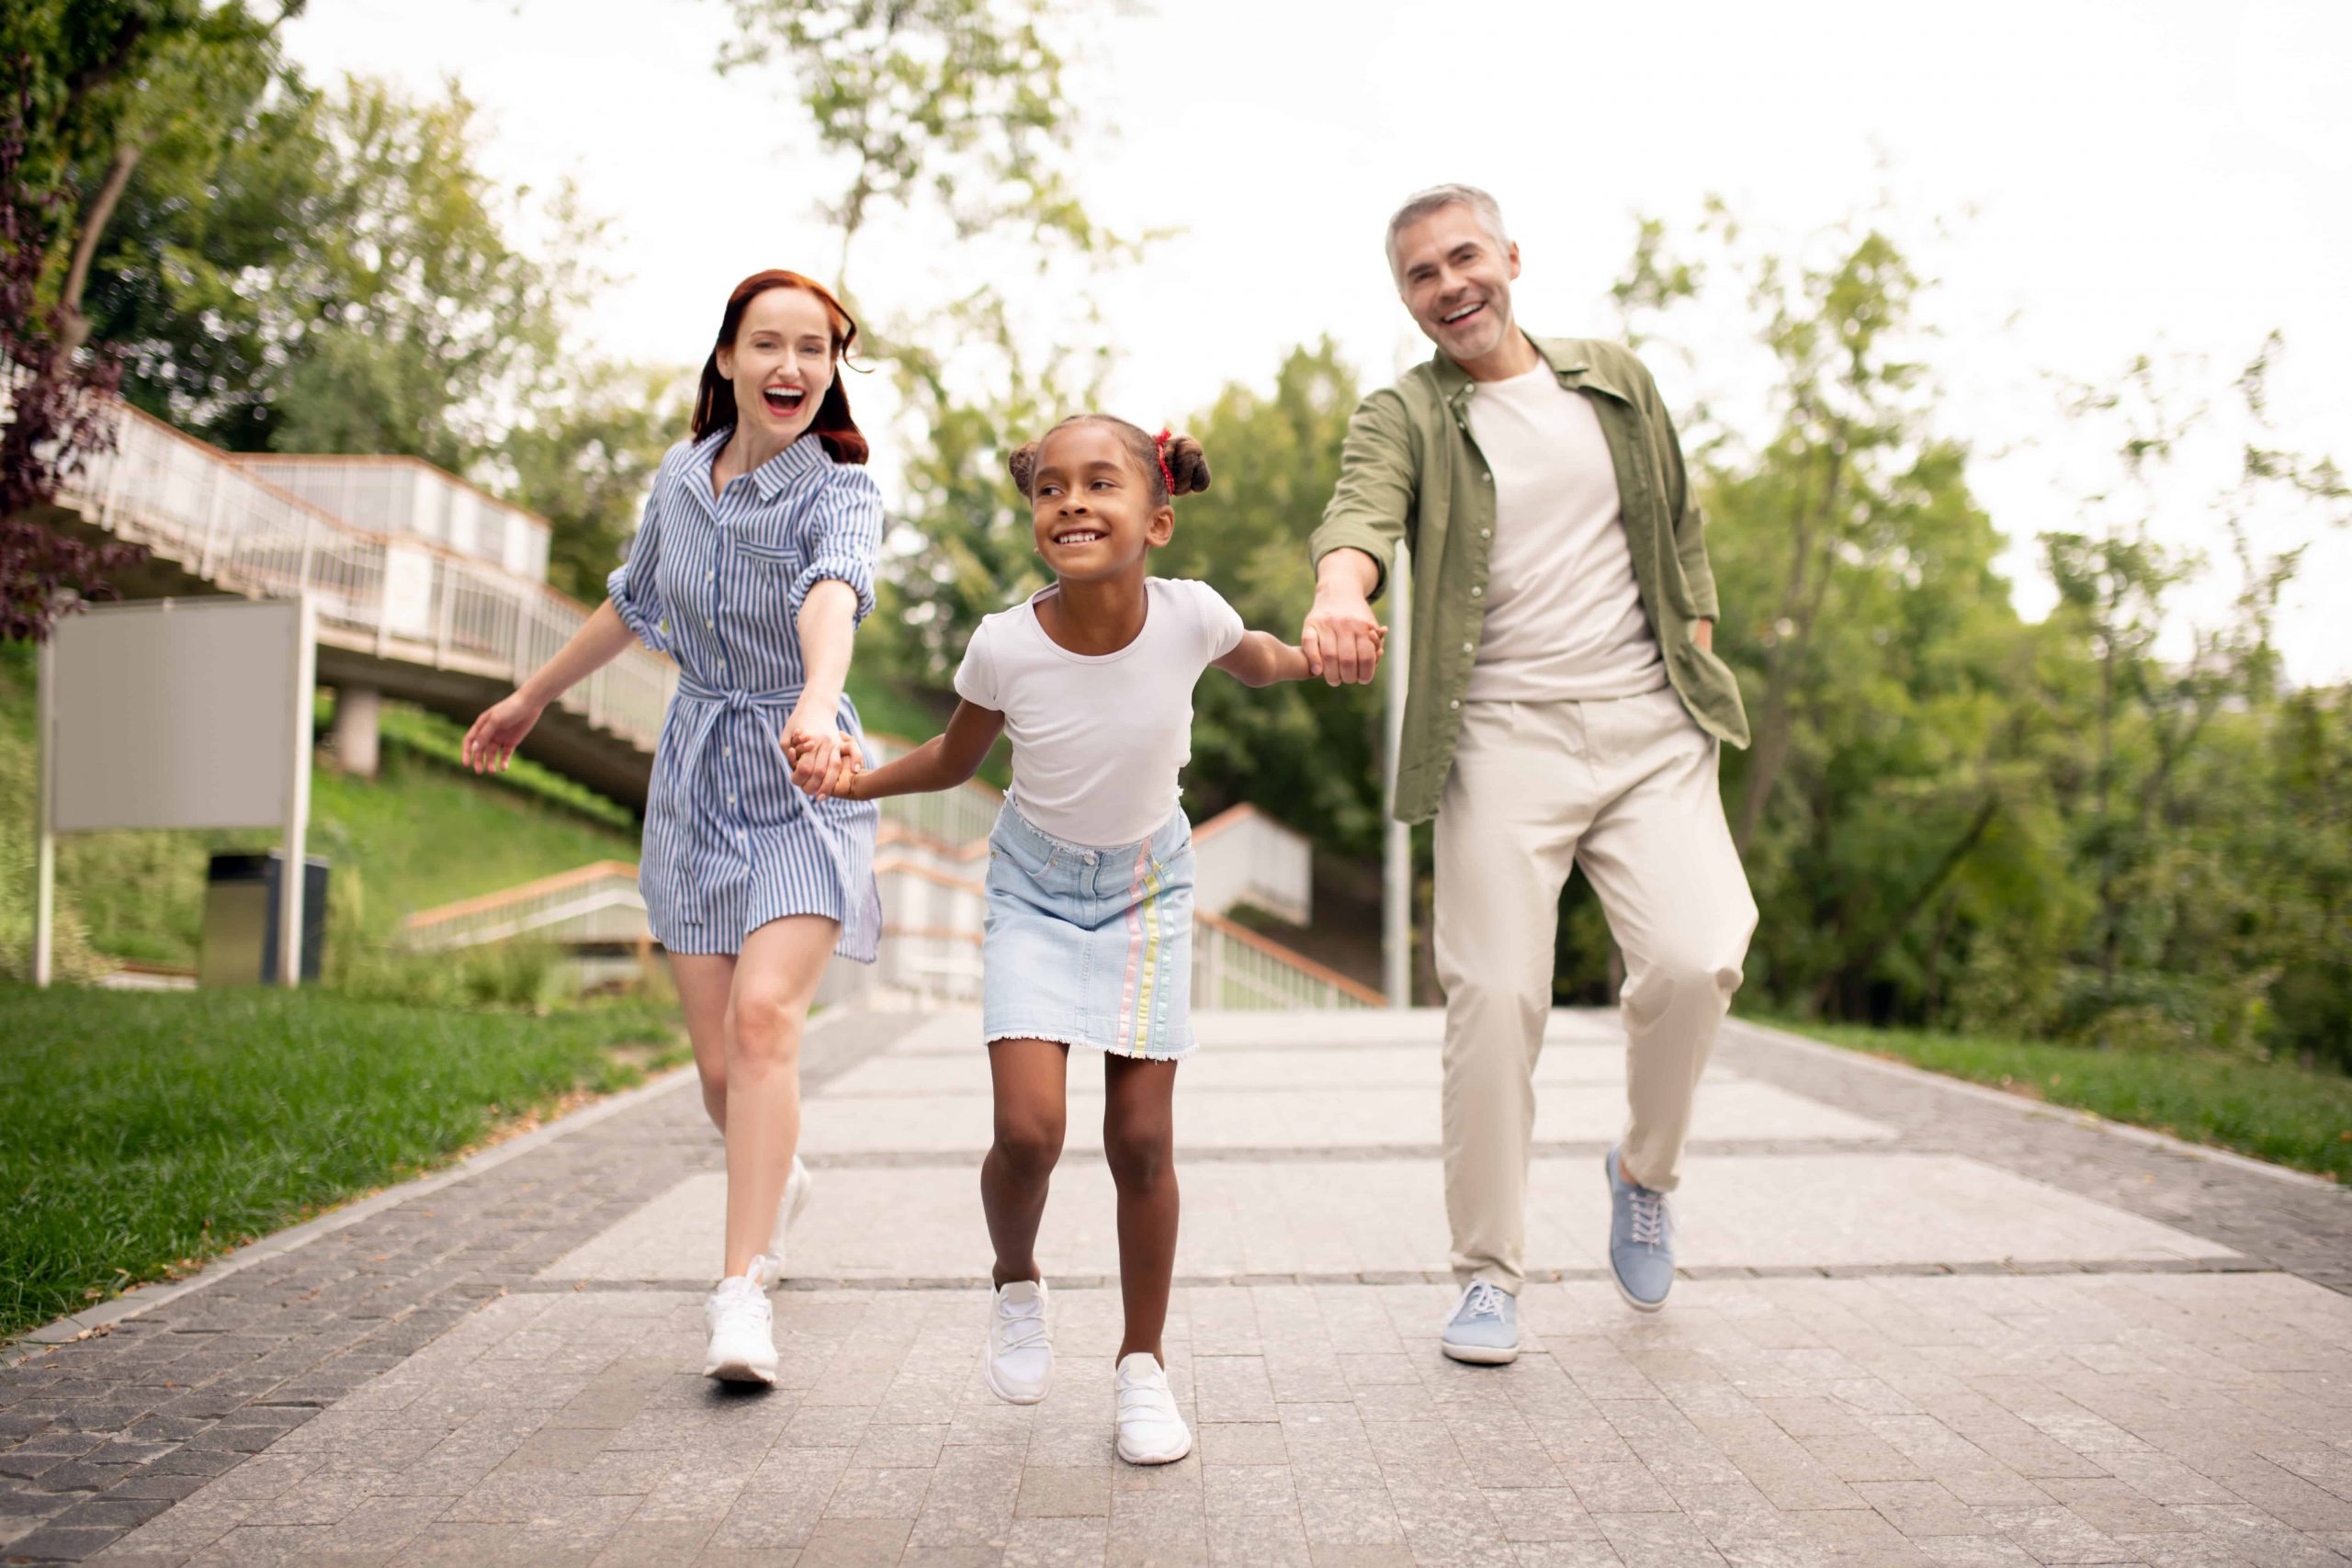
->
[[278, 603, 317, 987], [32, 638, 57, 988]]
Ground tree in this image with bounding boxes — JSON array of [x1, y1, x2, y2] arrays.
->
[[1, 70, 139, 642], [1616, 204, 1945, 859], [503, 362, 691, 604], [2041, 337, 2347, 1047], [715, 0, 1109, 292], [84, 75, 596, 464], [1614, 203, 2073, 1023]]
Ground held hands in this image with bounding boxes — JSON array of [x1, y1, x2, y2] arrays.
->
[[1300, 587, 1388, 686], [783, 717, 865, 800], [462, 690, 546, 773]]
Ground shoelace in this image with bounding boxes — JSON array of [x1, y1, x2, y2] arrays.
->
[[1460, 1280, 1507, 1323], [995, 1295, 1049, 1355], [1627, 1187, 1669, 1250], [1117, 1369, 1177, 1420]]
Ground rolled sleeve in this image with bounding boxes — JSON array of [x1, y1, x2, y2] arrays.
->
[[1307, 388, 1418, 604], [789, 468, 884, 626], [607, 463, 673, 652]]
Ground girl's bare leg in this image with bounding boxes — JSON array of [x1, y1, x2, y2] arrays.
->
[[982, 1039, 1069, 1287], [1102, 1055, 1181, 1364]]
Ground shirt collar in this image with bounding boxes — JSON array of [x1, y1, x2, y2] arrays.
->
[[1431, 334, 1634, 407], [698, 424, 831, 502]]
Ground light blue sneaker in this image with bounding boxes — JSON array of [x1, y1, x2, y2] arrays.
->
[[1440, 1280, 1520, 1365], [1605, 1145, 1675, 1313]]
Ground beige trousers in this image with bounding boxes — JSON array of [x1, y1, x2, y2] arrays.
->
[[1433, 688, 1757, 1293]]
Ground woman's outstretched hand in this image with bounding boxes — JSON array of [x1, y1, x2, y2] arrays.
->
[[463, 691, 546, 773]]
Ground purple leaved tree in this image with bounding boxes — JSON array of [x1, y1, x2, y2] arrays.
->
[[1, 64, 144, 644]]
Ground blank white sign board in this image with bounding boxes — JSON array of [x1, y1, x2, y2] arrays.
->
[[48, 598, 309, 830], [36, 597, 314, 986]]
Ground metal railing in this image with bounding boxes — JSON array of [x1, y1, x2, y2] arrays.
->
[[401, 862, 650, 951], [862, 733, 1005, 847], [54, 400, 674, 757], [1194, 910, 1382, 1010], [234, 455, 552, 582]]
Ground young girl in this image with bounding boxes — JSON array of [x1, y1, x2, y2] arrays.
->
[[820, 416, 1348, 1463], [463, 269, 882, 1387]]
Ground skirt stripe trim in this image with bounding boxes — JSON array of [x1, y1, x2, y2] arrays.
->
[[1131, 852, 1167, 1055]]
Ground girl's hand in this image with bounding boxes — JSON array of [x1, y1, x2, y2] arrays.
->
[[463, 690, 546, 773]]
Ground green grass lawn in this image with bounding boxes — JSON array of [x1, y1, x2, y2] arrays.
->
[[1768, 1017, 2352, 1183], [0, 987, 685, 1343]]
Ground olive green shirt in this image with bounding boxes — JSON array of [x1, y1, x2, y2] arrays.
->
[[1309, 335, 1750, 825]]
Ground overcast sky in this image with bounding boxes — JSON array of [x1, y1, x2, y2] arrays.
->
[[284, 0, 2352, 681]]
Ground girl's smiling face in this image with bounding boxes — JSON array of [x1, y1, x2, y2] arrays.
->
[[716, 286, 837, 446], [1027, 421, 1172, 582]]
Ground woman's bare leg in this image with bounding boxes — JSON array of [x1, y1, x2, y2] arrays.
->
[[667, 953, 737, 1132], [719, 915, 837, 1280]]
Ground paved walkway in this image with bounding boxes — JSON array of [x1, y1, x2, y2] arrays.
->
[[6, 1007, 2349, 1567]]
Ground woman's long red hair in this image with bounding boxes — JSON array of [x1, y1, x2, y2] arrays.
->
[[690, 270, 868, 465]]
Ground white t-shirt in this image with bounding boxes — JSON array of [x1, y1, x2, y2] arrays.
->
[[1463, 365, 1665, 702], [954, 577, 1246, 848]]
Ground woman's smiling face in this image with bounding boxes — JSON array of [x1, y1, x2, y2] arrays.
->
[[1026, 421, 1172, 582], [717, 286, 836, 446]]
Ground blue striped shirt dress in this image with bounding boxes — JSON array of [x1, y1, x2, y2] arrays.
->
[[607, 427, 884, 960]]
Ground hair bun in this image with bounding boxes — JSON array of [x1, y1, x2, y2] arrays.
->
[[1006, 440, 1041, 499], [1159, 432, 1211, 498]]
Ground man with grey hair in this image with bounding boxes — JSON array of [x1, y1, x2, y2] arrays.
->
[[1302, 184, 1757, 1363]]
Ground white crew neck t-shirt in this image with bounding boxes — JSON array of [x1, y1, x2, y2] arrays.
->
[[953, 576, 1246, 848], [1463, 364, 1665, 703]]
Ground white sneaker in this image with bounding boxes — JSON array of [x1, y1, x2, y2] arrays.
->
[[703, 1258, 777, 1385], [766, 1156, 815, 1264], [1114, 1352, 1192, 1465], [980, 1279, 1053, 1404]]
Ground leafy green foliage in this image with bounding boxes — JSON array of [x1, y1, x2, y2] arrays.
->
[[87, 76, 596, 464], [716, 0, 1108, 286], [503, 361, 692, 604]]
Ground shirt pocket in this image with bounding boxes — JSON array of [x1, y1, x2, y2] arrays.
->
[[732, 534, 806, 574]]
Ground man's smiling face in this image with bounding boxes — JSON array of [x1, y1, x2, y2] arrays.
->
[[1393, 201, 1521, 367]]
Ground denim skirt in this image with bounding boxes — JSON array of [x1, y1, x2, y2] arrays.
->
[[980, 802, 1197, 1060]]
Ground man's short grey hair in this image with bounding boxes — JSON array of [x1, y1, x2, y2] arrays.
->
[[1385, 184, 1510, 279]]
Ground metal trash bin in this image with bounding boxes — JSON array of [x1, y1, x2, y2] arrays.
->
[[199, 852, 328, 986]]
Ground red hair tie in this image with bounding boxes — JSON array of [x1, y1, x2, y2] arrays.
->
[[1152, 428, 1178, 499]]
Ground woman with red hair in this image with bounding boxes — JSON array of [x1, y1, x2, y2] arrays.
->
[[465, 270, 882, 1384]]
